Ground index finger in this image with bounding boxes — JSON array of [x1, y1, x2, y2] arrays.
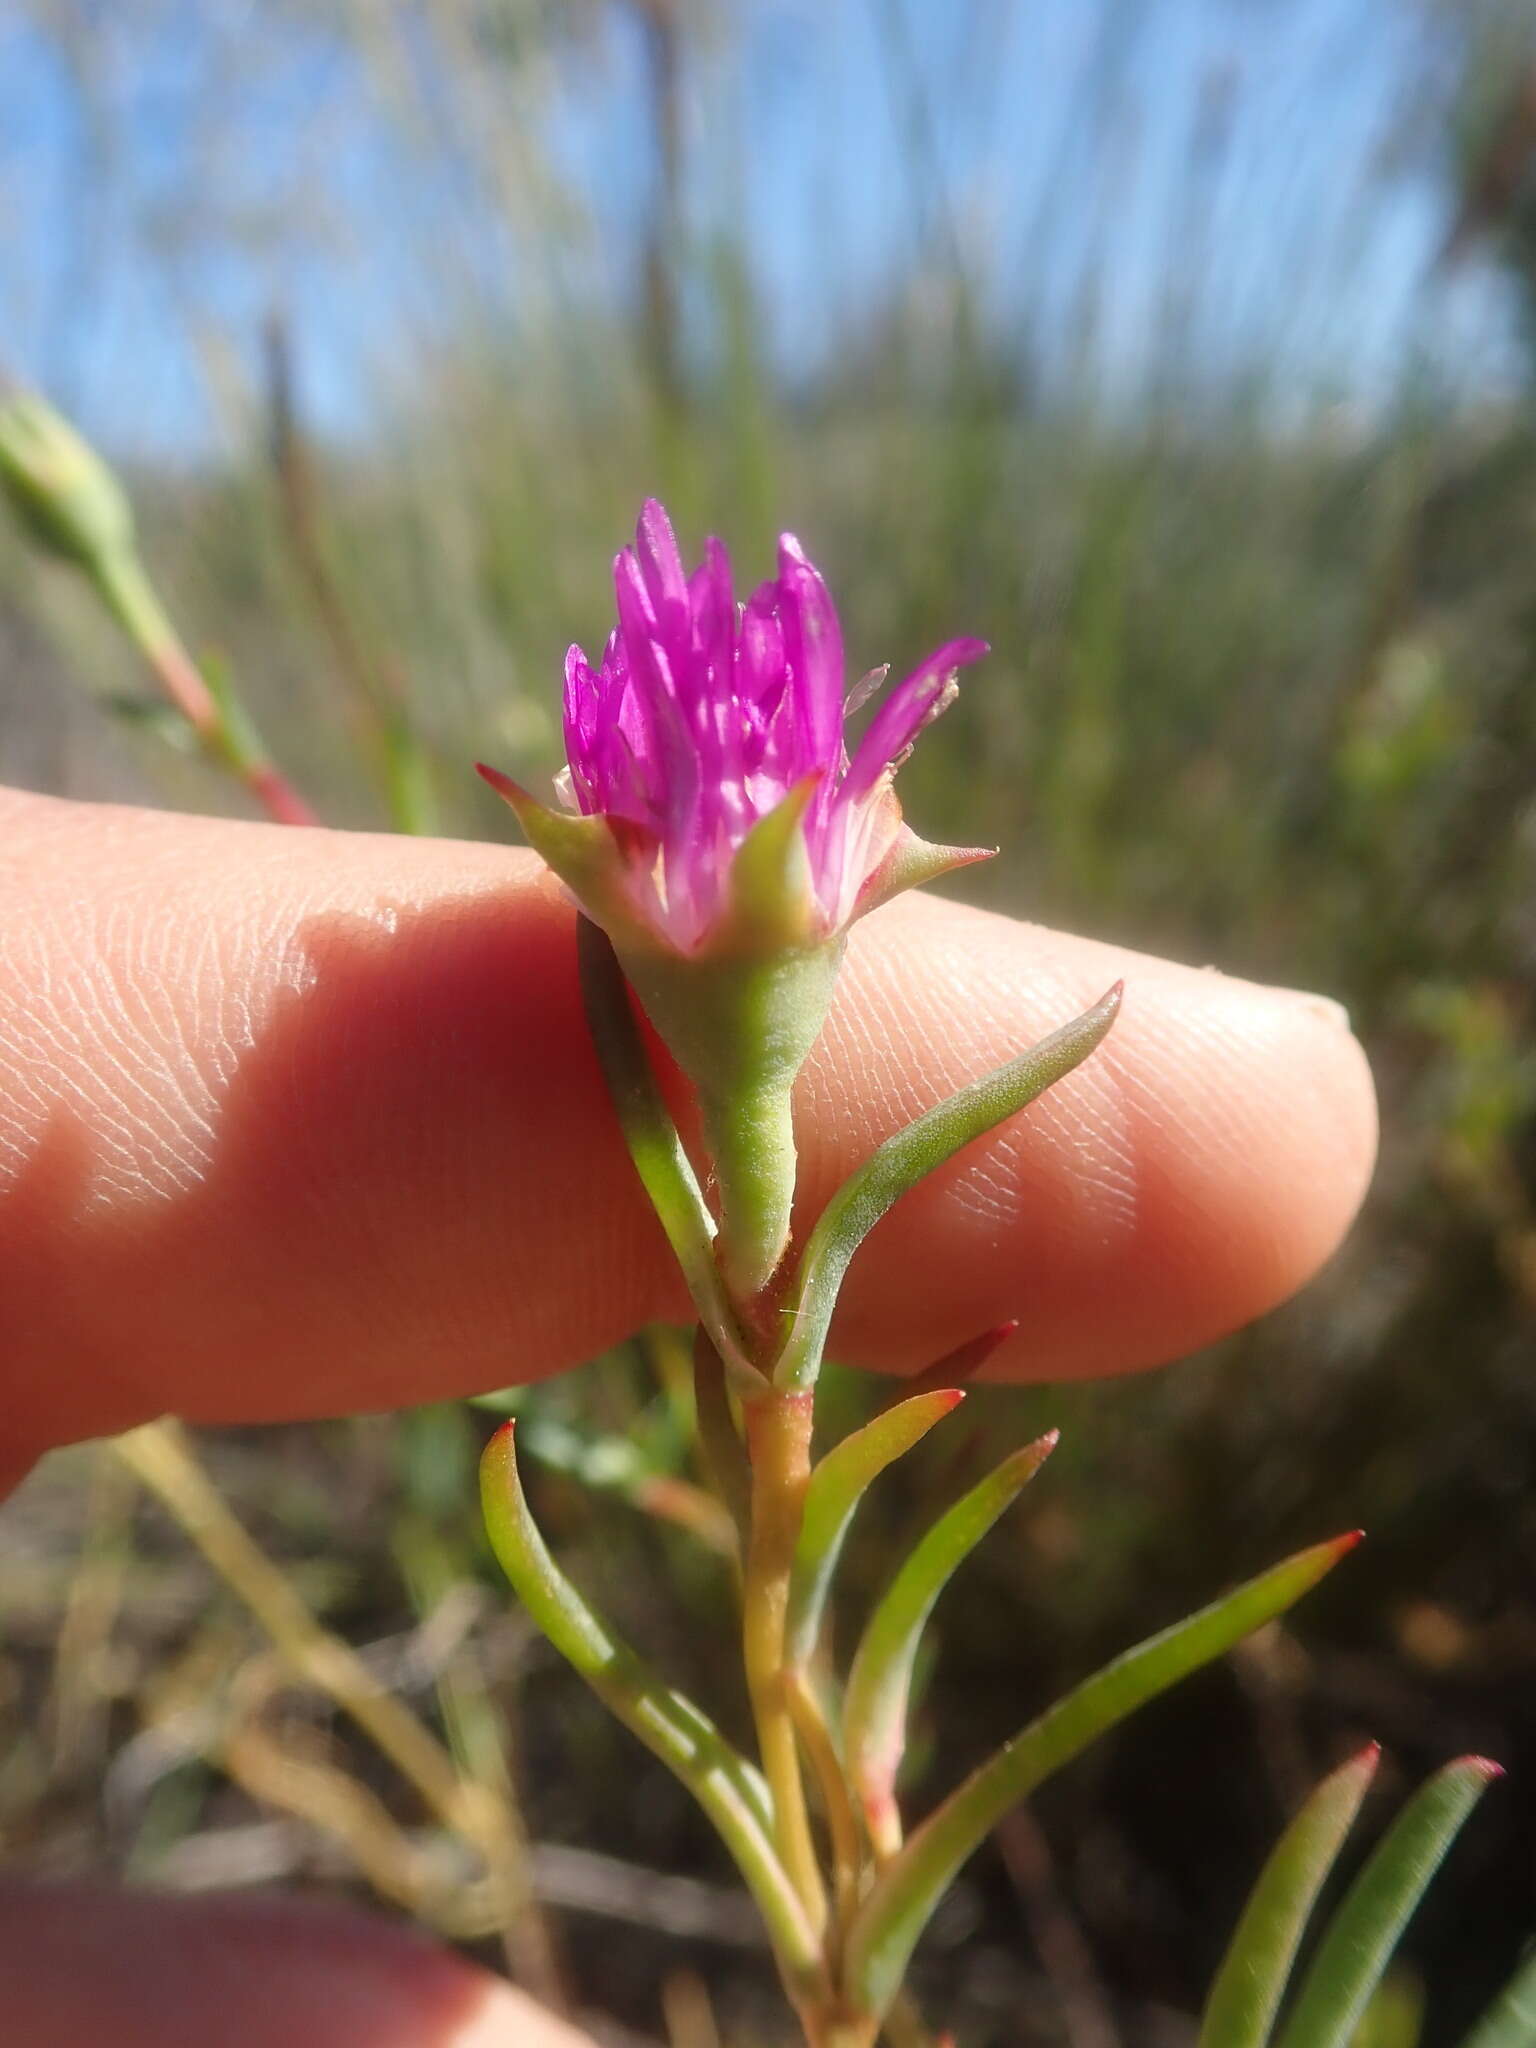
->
[[0, 791, 1375, 1470]]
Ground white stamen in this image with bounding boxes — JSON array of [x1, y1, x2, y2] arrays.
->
[[846, 664, 889, 714]]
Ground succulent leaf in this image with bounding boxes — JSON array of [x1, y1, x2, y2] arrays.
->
[[1199, 1743, 1381, 2048], [786, 1388, 968, 1671], [841, 1434, 1058, 1859], [842, 1532, 1363, 2026], [774, 984, 1123, 1390], [479, 1422, 821, 1988], [1273, 1756, 1502, 2048]]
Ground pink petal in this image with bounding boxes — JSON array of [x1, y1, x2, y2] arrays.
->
[[843, 638, 988, 802]]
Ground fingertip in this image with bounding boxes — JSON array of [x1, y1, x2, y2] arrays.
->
[[809, 895, 1378, 1380], [0, 1881, 596, 2048], [1083, 965, 1378, 1370]]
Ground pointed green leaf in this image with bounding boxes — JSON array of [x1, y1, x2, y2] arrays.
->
[[843, 1532, 1362, 2025], [842, 1435, 1058, 1858], [774, 985, 1123, 1390], [574, 918, 761, 1393], [786, 1388, 968, 1671], [479, 1422, 821, 1988], [1199, 1743, 1381, 2048], [1458, 1938, 1536, 2048], [1274, 1755, 1502, 2048]]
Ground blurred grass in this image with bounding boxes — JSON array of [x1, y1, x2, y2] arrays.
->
[[1, 2, 1535, 2043]]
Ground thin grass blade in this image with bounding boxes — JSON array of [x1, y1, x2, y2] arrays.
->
[[774, 986, 1122, 1390], [843, 1531, 1361, 2024], [842, 1434, 1058, 1858], [1198, 1743, 1381, 2048], [1274, 1756, 1503, 2048], [786, 1387, 967, 1670]]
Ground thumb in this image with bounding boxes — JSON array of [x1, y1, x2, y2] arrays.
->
[[0, 1881, 599, 2048]]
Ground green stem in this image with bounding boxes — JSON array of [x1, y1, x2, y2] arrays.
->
[[743, 1388, 827, 1936], [701, 1077, 798, 1300], [95, 551, 317, 826], [95, 552, 220, 736]]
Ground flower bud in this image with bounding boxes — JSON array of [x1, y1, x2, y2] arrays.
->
[[0, 387, 135, 575]]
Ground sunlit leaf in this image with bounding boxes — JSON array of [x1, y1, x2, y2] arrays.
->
[[786, 1387, 967, 1670], [1274, 1755, 1502, 2048], [1198, 1742, 1380, 2048], [479, 1422, 820, 1989], [841, 1434, 1057, 1858], [774, 986, 1122, 1390], [843, 1532, 1362, 2025]]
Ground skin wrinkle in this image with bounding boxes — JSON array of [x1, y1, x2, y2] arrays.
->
[[0, 791, 1377, 1465]]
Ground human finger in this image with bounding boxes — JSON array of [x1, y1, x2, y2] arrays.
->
[[0, 790, 1375, 1469]]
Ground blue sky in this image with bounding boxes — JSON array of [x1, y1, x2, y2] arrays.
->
[[0, 0, 1522, 456]]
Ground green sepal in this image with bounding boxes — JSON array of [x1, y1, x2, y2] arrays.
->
[[479, 1421, 823, 1990], [774, 983, 1123, 1389], [718, 774, 821, 951], [841, 1433, 1057, 1859], [1459, 1937, 1536, 2048], [842, 1531, 1362, 2026], [852, 808, 996, 922], [786, 1388, 968, 1672], [478, 764, 650, 945], [1199, 1743, 1381, 2048], [1274, 1755, 1502, 2048]]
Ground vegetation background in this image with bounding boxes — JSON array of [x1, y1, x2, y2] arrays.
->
[[1, 2, 1533, 2042]]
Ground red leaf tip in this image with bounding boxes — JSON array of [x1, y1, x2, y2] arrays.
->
[[475, 760, 523, 801], [1463, 1756, 1506, 1782], [1016, 1428, 1060, 1467]]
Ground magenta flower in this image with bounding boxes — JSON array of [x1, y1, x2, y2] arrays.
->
[[481, 499, 994, 1295], [482, 499, 988, 959]]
